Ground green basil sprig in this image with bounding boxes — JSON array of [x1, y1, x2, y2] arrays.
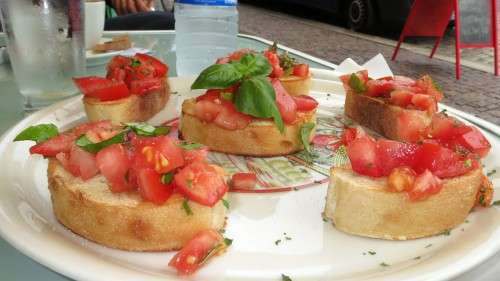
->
[[125, 122, 170, 137], [349, 73, 367, 93], [299, 122, 315, 154], [14, 124, 59, 143], [190, 53, 284, 133], [76, 131, 126, 153], [234, 76, 284, 132]]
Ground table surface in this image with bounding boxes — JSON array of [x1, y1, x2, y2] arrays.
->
[[0, 30, 498, 281]]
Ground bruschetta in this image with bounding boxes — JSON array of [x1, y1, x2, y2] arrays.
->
[[323, 127, 493, 240], [74, 54, 171, 125], [180, 53, 318, 156], [14, 121, 229, 251]]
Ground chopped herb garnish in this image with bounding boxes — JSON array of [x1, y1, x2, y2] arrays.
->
[[222, 198, 230, 209], [161, 172, 174, 184], [224, 238, 233, 246], [442, 229, 451, 236], [367, 251, 376, 255], [464, 159, 472, 168], [275, 239, 282, 246], [220, 91, 234, 101], [182, 199, 193, 216], [186, 179, 193, 188], [299, 122, 315, 156], [285, 236, 292, 241], [492, 200, 500, 206], [322, 217, 328, 222], [487, 169, 497, 177], [465, 219, 470, 223], [14, 123, 59, 143], [125, 122, 170, 137], [380, 262, 390, 267], [425, 244, 433, 248], [348, 73, 367, 93], [281, 274, 292, 281], [130, 59, 141, 67], [413, 256, 421, 260], [178, 142, 204, 150], [76, 131, 126, 153]]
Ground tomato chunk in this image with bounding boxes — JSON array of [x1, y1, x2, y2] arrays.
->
[[389, 90, 414, 107], [292, 64, 309, 77], [169, 229, 226, 275], [231, 172, 257, 189], [183, 147, 209, 163], [272, 79, 297, 124], [73, 76, 130, 101], [135, 53, 169, 77], [411, 94, 437, 114], [96, 144, 133, 192], [136, 168, 173, 204], [415, 142, 473, 178], [174, 161, 228, 207], [376, 139, 419, 176], [451, 127, 491, 158], [293, 95, 318, 111], [129, 77, 164, 96], [366, 79, 394, 97], [264, 51, 284, 78], [134, 136, 185, 174], [68, 145, 99, 180], [415, 75, 443, 102], [407, 170, 443, 201], [346, 136, 382, 177], [29, 133, 75, 157]]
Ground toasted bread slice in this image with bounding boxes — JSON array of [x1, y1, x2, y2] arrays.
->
[[324, 168, 483, 240], [83, 79, 170, 125], [47, 159, 226, 251], [344, 89, 431, 142], [92, 35, 132, 53], [180, 98, 316, 156], [279, 74, 312, 96]]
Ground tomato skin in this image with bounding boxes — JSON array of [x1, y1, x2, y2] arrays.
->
[[272, 79, 297, 124], [129, 77, 164, 96], [292, 64, 309, 77], [231, 172, 257, 189], [213, 103, 252, 130], [393, 75, 416, 87], [29, 133, 75, 157], [415, 142, 472, 178], [56, 152, 80, 177], [174, 161, 228, 207], [107, 55, 132, 72], [68, 145, 99, 180], [194, 100, 224, 122], [347, 136, 382, 177], [387, 167, 416, 192], [135, 53, 169, 77], [106, 67, 126, 82], [407, 169, 443, 201], [169, 229, 224, 275], [396, 111, 429, 142], [293, 95, 318, 111], [451, 127, 491, 157], [73, 76, 131, 101], [411, 94, 437, 114], [376, 139, 419, 176], [428, 113, 464, 140], [366, 79, 394, 97], [389, 90, 414, 107], [96, 144, 133, 192], [134, 136, 185, 174], [136, 168, 173, 205]]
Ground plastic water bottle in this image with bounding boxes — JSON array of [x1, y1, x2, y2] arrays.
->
[[174, 0, 238, 76]]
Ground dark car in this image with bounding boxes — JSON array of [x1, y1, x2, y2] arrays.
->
[[272, 0, 414, 31]]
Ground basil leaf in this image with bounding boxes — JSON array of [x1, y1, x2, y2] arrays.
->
[[231, 53, 272, 78], [130, 59, 141, 67], [222, 198, 230, 209], [234, 76, 284, 133], [348, 73, 367, 93], [182, 199, 193, 216], [191, 63, 242, 89], [125, 122, 170, 137], [14, 124, 59, 143], [281, 274, 292, 281], [299, 122, 315, 154], [76, 131, 126, 153], [223, 237, 233, 246], [178, 142, 204, 150], [161, 172, 174, 184]]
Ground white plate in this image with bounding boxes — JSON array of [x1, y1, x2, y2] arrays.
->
[[0, 72, 499, 281]]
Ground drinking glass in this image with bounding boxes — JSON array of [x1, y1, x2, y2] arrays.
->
[[0, 0, 86, 112]]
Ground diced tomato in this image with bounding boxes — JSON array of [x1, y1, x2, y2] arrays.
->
[[292, 64, 309, 77], [272, 79, 297, 124], [129, 77, 164, 96], [136, 168, 173, 204], [56, 152, 80, 177], [106, 55, 132, 72], [231, 172, 257, 189], [169, 229, 226, 275], [213, 102, 252, 130], [415, 142, 473, 178], [106, 67, 126, 82], [73, 76, 130, 101], [396, 111, 429, 142], [134, 136, 185, 174], [125, 63, 156, 84], [376, 139, 419, 176], [415, 75, 443, 102], [228, 49, 252, 61], [366, 79, 394, 97], [428, 113, 466, 140], [387, 166, 416, 192], [183, 147, 209, 163], [347, 136, 382, 177], [312, 134, 339, 147], [393, 75, 416, 88], [411, 94, 437, 114], [135, 53, 169, 77], [264, 51, 284, 78], [293, 95, 318, 111], [174, 161, 228, 206], [216, 57, 231, 64], [340, 127, 358, 145], [96, 144, 133, 192], [194, 100, 224, 122], [407, 170, 443, 201], [196, 89, 221, 102], [72, 120, 113, 137], [389, 90, 414, 107], [29, 133, 75, 157], [450, 127, 491, 157], [68, 145, 99, 180]]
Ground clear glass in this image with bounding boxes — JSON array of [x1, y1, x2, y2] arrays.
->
[[0, 0, 86, 112]]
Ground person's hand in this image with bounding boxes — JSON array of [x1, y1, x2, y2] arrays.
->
[[111, 0, 154, 15]]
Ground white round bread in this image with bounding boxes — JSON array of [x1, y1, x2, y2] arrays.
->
[[180, 98, 316, 156], [324, 168, 483, 240], [279, 74, 312, 96], [83, 78, 170, 125], [47, 158, 227, 251]]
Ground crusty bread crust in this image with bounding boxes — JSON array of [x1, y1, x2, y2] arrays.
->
[[83, 79, 170, 125], [324, 168, 483, 240], [344, 89, 431, 141], [180, 98, 316, 156], [279, 74, 312, 96], [47, 159, 226, 251]]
